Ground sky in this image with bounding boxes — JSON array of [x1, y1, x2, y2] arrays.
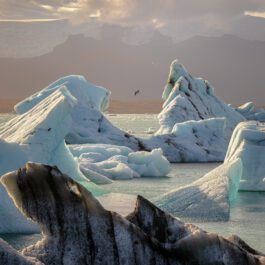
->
[[1, 0, 265, 41], [0, 1, 265, 106]]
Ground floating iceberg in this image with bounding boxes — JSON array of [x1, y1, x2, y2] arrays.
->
[[0, 87, 101, 233], [225, 121, 265, 191], [1, 163, 264, 265], [15, 75, 144, 150], [14, 74, 227, 162], [235, 102, 265, 122], [15, 75, 110, 114], [155, 120, 265, 220], [155, 158, 242, 221], [144, 117, 227, 162], [157, 60, 245, 139], [70, 144, 171, 183]]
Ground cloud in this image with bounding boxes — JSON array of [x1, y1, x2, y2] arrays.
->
[[0, 0, 264, 23], [244, 11, 265, 19], [0, 0, 265, 41]]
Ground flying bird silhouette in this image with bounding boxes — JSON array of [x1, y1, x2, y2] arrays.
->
[[134, 90, 140, 96]]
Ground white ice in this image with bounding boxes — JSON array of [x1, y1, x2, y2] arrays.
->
[[14, 75, 143, 150], [14, 74, 227, 162], [157, 60, 245, 140], [235, 102, 265, 122], [69, 144, 171, 183], [0, 87, 101, 233], [225, 121, 265, 191], [156, 118, 265, 220], [144, 117, 227, 162], [155, 158, 242, 221], [15, 75, 110, 114]]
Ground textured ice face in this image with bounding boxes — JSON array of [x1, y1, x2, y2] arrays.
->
[[70, 144, 171, 183], [157, 59, 245, 138], [12, 74, 228, 163], [0, 88, 102, 233], [2, 163, 101, 236], [155, 158, 242, 221], [14, 75, 110, 114], [1, 163, 264, 265], [236, 102, 265, 122], [225, 121, 265, 191], [14, 75, 145, 150], [144, 117, 227, 162]]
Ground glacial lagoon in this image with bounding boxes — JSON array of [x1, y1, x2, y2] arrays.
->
[[1, 113, 265, 252]]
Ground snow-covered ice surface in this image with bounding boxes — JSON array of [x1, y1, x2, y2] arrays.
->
[[0, 88, 101, 233], [1, 163, 264, 264], [14, 75, 227, 162], [14, 75, 145, 151], [69, 144, 170, 183], [143, 117, 227, 162], [236, 102, 265, 122], [0, 113, 16, 125], [155, 159, 242, 221], [109, 110, 226, 163], [14, 75, 110, 114], [157, 60, 245, 139], [225, 121, 265, 191]]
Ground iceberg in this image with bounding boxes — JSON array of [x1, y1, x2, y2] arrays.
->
[[15, 75, 110, 114], [225, 121, 265, 191], [0, 238, 43, 265], [155, 120, 265, 220], [15, 75, 144, 150], [0, 87, 101, 233], [235, 102, 265, 122], [155, 158, 242, 221], [70, 144, 171, 182], [144, 117, 227, 162], [1, 162, 264, 265], [13, 74, 229, 162], [157, 60, 245, 139]]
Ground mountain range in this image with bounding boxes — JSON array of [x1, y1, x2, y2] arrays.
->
[[0, 31, 264, 109]]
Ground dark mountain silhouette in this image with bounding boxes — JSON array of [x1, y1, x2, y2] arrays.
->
[[0, 32, 264, 107]]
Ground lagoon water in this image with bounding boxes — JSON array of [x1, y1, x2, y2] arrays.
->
[[0, 113, 264, 252]]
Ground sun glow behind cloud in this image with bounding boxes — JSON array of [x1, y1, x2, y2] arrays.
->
[[37, 0, 133, 24], [151, 18, 165, 29], [244, 11, 265, 19]]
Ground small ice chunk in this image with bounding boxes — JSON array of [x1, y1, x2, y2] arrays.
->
[[70, 144, 171, 182]]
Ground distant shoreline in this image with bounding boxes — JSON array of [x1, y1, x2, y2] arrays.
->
[[0, 99, 163, 114], [108, 100, 163, 114], [1, 99, 263, 114]]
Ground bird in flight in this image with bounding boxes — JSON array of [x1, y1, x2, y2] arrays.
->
[[134, 90, 140, 96]]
